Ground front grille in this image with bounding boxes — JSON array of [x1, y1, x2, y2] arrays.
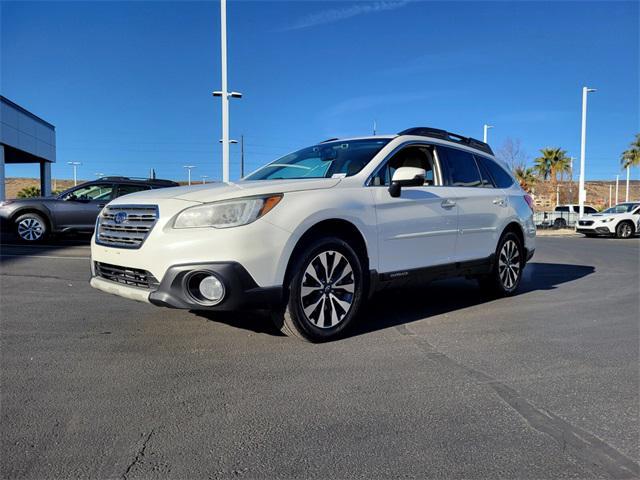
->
[[579, 220, 594, 226], [95, 262, 159, 290], [96, 205, 158, 249]]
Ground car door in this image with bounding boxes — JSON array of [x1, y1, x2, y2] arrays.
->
[[54, 183, 115, 230], [371, 143, 459, 273], [439, 147, 507, 262]]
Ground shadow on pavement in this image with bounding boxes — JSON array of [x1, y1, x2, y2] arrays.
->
[[0, 232, 92, 265], [196, 262, 595, 339]]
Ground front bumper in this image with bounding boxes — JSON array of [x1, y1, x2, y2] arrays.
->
[[91, 261, 282, 311]]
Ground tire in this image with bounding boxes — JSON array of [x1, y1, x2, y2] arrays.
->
[[615, 221, 634, 239], [553, 218, 567, 229], [478, 231, 524, 297], [14, 213, 48, 243], [271, 236, 365, 342]]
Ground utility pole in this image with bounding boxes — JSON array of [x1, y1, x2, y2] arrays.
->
[[213, 0, 242, 183], [183, 165, 196, 186], [67, 161, 81, 186], [626, 165, 630, 202], [578, 86, 596, 217], [616, 175, 619, 204], [240, 134, 245, 178], [483, 124, 493, 143]]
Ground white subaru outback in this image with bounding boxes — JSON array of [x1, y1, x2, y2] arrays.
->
[[90, 127, 536, 342]]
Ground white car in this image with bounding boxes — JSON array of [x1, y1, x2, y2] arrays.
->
[[90, 127, 536, 342], [576, 202, 640, 238]]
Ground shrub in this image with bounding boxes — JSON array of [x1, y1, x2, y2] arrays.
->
[[16, 186, 41, 198]]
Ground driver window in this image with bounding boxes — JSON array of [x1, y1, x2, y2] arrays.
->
[[372, 145, 436, 186], [63, 184, 114, 201]]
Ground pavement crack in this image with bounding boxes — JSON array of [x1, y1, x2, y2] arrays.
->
[[397, 325, 640, 479], [122, 429, 154, 480]]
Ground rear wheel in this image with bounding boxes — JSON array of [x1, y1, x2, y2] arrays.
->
[[615, 221, 634, 239], [14, 213, 48, 243], [553, 218, 567, 229], [272, 236, 364, 342], [479, 231, 524, 297]]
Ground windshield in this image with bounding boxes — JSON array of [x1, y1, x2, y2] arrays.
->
[[603, 203, 640, 214], [244, 138, 391, 181]]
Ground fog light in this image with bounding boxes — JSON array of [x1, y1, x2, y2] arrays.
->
[[185, 271, 226, 306], [199, 275, 224, 302]]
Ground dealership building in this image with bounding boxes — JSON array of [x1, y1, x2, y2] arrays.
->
[[0, 96, 56, 200]]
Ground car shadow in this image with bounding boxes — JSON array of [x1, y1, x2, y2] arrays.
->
[[194, 262, 595, 339], [0, 232, 92, 265]]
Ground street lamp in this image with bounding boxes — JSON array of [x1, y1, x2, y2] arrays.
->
[[183, 165, 196, 186], [95, 172, 104, 178], [625, 165, 630, 202], [483, 124, 493, 143], [578, 86, 596, 218], [201, 175, 209, 184], [213, 0, 243, 184], [616, 174, 619, 204], [67, 161, 82, 186]]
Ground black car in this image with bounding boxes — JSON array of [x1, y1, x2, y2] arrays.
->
[[0, 176, 179, 242]]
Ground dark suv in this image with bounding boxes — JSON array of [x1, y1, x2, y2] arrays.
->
[[0, 176, 179, 242]]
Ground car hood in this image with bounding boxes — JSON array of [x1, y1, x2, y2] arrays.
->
[[583, 213, 626, 219], [109, 178, 342, 205]]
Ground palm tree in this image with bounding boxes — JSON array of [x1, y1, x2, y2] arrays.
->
[[514, 166, 537, 192], [534, 148, 571, 183], [621, 133, 640, 169]]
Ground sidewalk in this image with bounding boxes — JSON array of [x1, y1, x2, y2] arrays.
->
[[535, 228, 578, 237]]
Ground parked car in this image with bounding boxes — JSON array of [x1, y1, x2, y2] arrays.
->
[[576, 202, 640, 238], [0, 176, 179, 242], [90, 127, 536, 342]]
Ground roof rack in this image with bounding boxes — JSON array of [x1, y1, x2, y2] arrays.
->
[[398, 127, 494, 155], [319, 137, 339, 143], [98, 176, 178, 185]]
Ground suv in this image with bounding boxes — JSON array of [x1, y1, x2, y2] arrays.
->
[[576, 202, 640, 238], [90, 128, 536, 342], [551, 204, 598, 228], [0, 176, 178, 242]]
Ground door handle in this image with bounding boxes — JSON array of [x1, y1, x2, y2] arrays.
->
[[441, 199, 456, 209], [492, 198, 506, 206]]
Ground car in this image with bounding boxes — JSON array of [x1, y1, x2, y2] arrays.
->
[[0, 176, 179, 242], [576, 202, 640, 238], [552, 204, 598, 228], [89, 127, 536, 342]]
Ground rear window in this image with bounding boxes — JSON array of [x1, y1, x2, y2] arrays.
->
[[476, 156, 514, 188], [555, 206, 570, 212], [441, 147, 482, 187]]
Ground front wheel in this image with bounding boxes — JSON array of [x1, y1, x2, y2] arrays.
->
[[615, 221, 634, 239], [272, 236, 365, 342], [15, 213, 48, 243], [478, 232, 524, 297]]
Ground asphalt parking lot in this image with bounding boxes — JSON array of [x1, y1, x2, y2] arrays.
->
[[1, 236, 638, 479]]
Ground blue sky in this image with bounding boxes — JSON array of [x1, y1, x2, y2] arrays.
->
[[2, 0, 638, 182]]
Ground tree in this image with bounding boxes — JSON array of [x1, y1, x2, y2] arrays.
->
[[17, 186, 41, 198], [496, 138, 529, 171], [514, 166, 537, 192], [621, 133, 640, 169], [534, 147, 571, 183]]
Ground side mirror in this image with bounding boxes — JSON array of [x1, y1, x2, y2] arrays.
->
[[388, 167, 426, 197]]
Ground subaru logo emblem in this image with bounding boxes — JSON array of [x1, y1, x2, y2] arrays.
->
[[114, 211, 128, 224]]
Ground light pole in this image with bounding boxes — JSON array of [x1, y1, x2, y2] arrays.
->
[[616, 174, 619, 204], [219, 138, 238, 179], [578, 86, 596, 218], [483, 124, 493, 143], [67, 161, 81, 186], [201, 175, 209, 184], [95, 172, 104, 178], [609, 184, 612, 207], [625, 165, 630, 202], [183, 165, 196, 186], [240, 135, 245, 178], [213, 0, 242, 183]]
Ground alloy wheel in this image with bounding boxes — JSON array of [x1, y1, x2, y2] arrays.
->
[[619, 223, 632, 238], [300, 250, 356, 328], [498, 239, 521, 290], [17, 217, 44, 241]]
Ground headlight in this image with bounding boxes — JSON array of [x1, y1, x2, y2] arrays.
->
[[173, 194, 282, 229], [601, 217, 614, 223]]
